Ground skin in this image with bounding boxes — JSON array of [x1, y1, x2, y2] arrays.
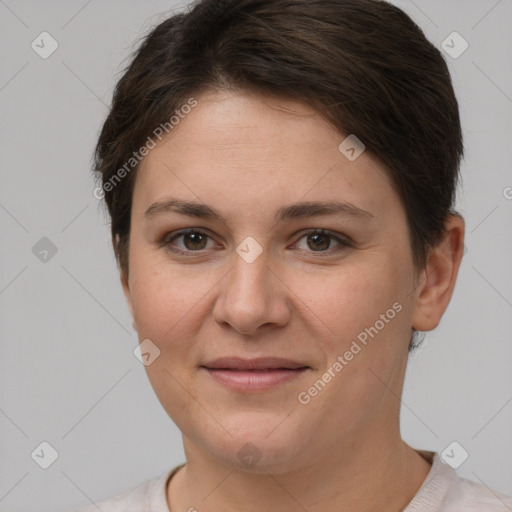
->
[[121, 89, 465, 512]]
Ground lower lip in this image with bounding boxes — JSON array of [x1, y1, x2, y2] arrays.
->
[[202, 367, 308, 392]]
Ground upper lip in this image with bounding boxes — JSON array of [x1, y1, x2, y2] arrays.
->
[[201, 357, 310, 371]]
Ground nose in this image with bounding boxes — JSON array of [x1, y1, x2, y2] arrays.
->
[[212, 246, 291, 336]]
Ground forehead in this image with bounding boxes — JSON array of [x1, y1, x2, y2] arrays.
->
[[133, 90, 397, 222]]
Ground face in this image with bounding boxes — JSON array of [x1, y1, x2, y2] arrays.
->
[[122, 90, 428, 473]]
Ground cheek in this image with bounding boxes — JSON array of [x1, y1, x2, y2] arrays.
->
[[291, 261, 406, 348], [128, 255, 209, 415], [293, 266, 409, 428], [293, 259, 411, 404], [129, 243, 200, 331], [128, 247, 223, 385]]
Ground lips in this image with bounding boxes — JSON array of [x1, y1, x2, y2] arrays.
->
[[200, 357, 311, 392], [201, 356, 310, 371]]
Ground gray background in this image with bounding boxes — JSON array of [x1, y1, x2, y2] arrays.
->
[[0, 1, 511, 511]]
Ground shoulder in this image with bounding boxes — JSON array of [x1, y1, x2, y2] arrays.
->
[[71, 464, 184, 512], [406, 450, 512, 512], [444, 474, 512, 511]]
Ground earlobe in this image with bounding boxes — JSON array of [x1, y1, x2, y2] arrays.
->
[[411, 214, 465, 332]]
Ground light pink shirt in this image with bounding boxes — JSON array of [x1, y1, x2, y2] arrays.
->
[[73, 450, 512, 511]]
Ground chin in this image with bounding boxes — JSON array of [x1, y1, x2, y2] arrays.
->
[[203, 420, 306, 473]]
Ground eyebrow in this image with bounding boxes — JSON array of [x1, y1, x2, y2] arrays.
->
[[144, 198, 374, 223]]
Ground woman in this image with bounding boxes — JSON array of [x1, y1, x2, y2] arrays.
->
[[78, 0, 512, 510]]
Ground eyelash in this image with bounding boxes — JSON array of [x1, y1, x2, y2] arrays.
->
[[158, 228, 351, 256]]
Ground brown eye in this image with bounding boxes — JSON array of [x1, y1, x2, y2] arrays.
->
[[306, 232, 331, 251], [294, 229, 350, 254], [161, 229, 214, 253], [160, 228, 350, 256], [181, 232, 208, 250]]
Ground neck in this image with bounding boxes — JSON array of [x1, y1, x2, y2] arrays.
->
[[167, 432, 432, 512]]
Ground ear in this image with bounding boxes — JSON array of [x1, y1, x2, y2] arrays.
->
[[411, 214, 465, 332]]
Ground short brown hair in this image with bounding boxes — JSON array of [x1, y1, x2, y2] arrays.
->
[[94, 0, 464, 349]]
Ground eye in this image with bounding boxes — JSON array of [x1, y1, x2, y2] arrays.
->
[[160, 229, 216, 254], [159, 228, 351, 256], [293, 229, 350, 254]]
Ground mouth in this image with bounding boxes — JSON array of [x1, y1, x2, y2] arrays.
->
[[200, 357, 311, 392], [201, 356, 310, 371]]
